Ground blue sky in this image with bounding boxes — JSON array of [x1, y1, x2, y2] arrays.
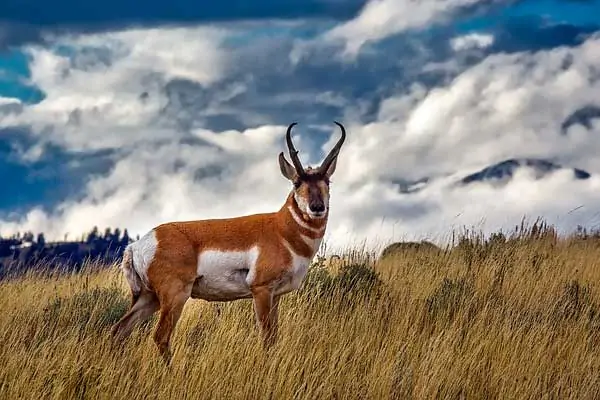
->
[[1, 0, 600, 247]]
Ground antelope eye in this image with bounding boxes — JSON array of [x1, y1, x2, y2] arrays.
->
[[293, 181, 302, 189]]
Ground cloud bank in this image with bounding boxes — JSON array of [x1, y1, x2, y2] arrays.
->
[[2, 1, 600, 253]]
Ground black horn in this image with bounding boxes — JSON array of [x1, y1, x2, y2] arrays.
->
[[318, 121, 346, 174], [285, 122, 306, 177]]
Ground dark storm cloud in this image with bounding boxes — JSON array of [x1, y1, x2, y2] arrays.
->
[[488, 16, 599, 53], [158, 16, 600, 145], [0, 126, 231, 216], [0, 127, 117, 214], [159, 26, 462, 137], [0, 0, 367, 48]]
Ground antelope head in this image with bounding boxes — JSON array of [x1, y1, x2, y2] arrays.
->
[[278, 121, 346, 220]]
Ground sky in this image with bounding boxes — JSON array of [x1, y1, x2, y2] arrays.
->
[[1, 0, 600, 251]]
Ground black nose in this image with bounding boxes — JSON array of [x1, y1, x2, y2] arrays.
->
[[311, 204, 325, 213]]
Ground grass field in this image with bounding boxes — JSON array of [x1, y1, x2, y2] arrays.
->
[[1, 223, 600, 399]]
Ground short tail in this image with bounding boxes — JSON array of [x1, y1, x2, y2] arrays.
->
[[121, 245, 143, 304]]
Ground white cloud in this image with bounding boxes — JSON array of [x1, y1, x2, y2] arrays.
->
[[320, 34, 600, 249], [337, 35, 600, 185], [0, 26, 230, 153], [0, 127, 292, 241], [450, 32, 495, 51], [0, 96, 21, 106], [322, 0, 483, 58], [3, 28, 600, 256]]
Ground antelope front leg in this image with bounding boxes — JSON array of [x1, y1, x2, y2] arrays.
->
[[252, 286, 280, 349]]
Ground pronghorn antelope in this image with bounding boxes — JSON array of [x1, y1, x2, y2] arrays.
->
[[111, 122, 346, 361]]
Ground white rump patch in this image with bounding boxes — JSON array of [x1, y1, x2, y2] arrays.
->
[[129, 229, 158, 290]]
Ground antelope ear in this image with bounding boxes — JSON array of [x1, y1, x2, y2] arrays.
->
[[323, 155, 338, 178], [278, 152, 297, 181]]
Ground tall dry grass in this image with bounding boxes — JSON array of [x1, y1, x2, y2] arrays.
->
[[1, 224, 600, 399]]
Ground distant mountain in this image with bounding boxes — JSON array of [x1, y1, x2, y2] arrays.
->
[[391, 158, 591, 194], [460, 158, 591, 185], [392, 177, 430, 194], [561, 105, 600, 134]]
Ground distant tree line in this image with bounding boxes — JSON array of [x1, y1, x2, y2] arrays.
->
[[0, 226, 139, 279]]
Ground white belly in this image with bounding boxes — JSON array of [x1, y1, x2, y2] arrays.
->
[[191, 245, 313, 301], [191, 247, 259, 301]]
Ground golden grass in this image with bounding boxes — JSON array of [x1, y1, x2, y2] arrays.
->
[[1, 227, 600, 399]]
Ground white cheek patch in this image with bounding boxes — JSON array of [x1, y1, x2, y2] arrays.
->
[[294, 192, 309, 214]]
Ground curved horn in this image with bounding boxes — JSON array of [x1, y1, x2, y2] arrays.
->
[[319, 121, 346, 173], [286, 122, 306, 176]]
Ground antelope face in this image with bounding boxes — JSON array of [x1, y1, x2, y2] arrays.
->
[[292, 168, 330, 218], [278, 122, 345, 220]]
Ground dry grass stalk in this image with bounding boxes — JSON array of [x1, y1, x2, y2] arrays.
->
[[1, 223, 599, 399]]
